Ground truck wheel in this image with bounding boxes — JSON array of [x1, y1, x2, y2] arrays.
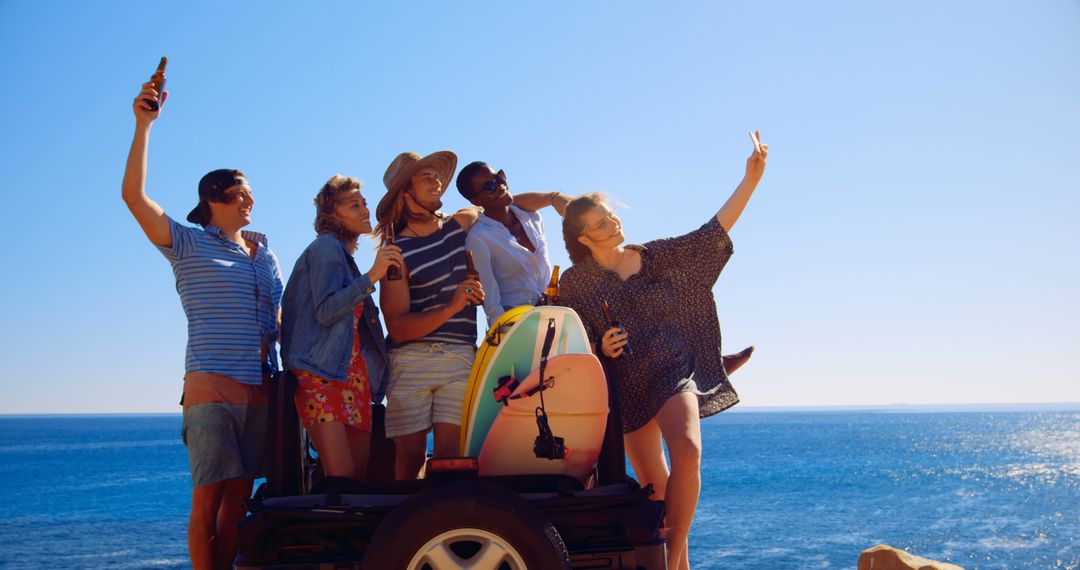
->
[[362, 480, 570, 570]]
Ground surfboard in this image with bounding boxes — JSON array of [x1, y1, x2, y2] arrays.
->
[[459, 305, 531, 452], [477, 353, 608, 482], [460, 305, 592, 457]]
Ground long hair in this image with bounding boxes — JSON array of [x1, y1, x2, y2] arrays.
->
[[314, 174, 362, 243], [373, 184, 410, 247], [562, 192, 611, 264]]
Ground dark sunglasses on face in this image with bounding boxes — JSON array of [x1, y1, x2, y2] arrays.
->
[[477, 170, 508, 195]]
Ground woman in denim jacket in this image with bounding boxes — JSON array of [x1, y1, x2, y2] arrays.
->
[[281, 175, 403, 479]]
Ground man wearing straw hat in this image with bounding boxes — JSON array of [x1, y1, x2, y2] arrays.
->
[[374, 151, 481, 480], [374, 151, 569, 480]]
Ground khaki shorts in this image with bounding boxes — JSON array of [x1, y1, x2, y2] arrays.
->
[[384, 343, 474, 438]]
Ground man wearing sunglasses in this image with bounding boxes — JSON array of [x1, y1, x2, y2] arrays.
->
[[456, 161, 571, 325]]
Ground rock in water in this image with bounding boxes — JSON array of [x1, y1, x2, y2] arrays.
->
[[858, 544, 965, 570]]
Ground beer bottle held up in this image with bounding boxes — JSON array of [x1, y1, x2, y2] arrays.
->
[[538, 265, 560, 306], [146, 57, 168, 111], [385, 225, 402, 281], [464, 250, 480, 306], [601, 299, 633, 357]]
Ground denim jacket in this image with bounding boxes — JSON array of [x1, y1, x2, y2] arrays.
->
[[280, 234, 389, 400]]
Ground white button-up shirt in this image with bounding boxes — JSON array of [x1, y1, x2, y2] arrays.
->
[[466, 205, 553, 325]]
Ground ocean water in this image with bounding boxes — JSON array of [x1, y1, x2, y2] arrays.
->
[[0, 409, 1076, 569]]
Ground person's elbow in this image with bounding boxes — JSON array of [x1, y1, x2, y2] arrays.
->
[[385, 320, 417, 344], [121, 192, 144, 211], [383, 309, 416, 344], [121, 183, 148, 206]]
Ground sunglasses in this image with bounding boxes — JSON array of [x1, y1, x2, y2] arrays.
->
[[585, 211, 619, 234], [476, 170, 508, 195]]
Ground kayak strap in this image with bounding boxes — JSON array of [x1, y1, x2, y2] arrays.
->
[[509, 376, 554, 401], [493, 374, 554, 406], [492, 374, 519, 406], [533, 407, 565, 460], [533, 318, 566, 460], [485, 320, 515, 347]]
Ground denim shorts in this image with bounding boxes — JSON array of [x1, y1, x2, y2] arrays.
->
[[182, 401, 268, 488]]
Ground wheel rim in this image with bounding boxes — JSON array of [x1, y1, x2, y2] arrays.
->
[[407, 527, 528, 570]]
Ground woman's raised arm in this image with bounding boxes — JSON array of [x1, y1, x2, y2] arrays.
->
[[715, 130, 768, 232]]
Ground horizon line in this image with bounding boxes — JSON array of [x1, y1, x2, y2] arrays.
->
[[1, 401, 1078, 417]]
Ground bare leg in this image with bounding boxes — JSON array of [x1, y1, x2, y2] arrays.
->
[[308, 422, 352, 478], [624, 418, 670, 501], [625, 418, 683, 564], [394, 429, 429, 480], [215, 478, 253, 570], [721, 346, 754, 375], [189, 481, 225, 570], [432, 422, 461, 457], [309, 422, 370, 479], [656, 392, 702, 570], [346, 426, 372, 480]]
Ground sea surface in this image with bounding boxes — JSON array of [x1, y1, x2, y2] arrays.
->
[[0, 408, 1076, 569]]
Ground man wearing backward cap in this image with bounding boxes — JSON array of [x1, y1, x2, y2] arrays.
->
[[122, 79, 283, 570]]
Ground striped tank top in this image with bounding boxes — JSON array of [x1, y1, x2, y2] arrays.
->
[[393, 215, 478, 348]]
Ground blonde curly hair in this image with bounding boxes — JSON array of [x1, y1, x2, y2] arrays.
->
[[314, 174, 363, 241]]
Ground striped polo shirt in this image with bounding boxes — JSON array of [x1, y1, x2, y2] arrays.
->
[[157, 217, 284, 385], [393, 215, 477, 348]]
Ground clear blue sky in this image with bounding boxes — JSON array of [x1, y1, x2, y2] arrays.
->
[[1, 1, 1077, 413]]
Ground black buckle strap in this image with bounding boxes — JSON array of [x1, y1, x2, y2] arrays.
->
[[533, 318, 566, 460]]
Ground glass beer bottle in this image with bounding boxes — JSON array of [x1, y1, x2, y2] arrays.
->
[[384, 225, 402, 281], [464, 250, 479, 281], [538, 265, 560, 305], [146, 57, 167, 111], [464, 251, 480, 306], [601, 299, 633, 357]]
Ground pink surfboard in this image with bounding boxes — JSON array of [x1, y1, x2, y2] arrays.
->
[[477, 353, 608, 483]]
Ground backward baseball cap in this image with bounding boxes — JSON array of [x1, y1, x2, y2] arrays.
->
[[187, 169, 248, 226]]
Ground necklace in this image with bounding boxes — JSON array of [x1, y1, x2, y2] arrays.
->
[[401, 216, 442, 239]]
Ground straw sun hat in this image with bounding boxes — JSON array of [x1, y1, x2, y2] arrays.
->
[[375, 151, 457, 223]]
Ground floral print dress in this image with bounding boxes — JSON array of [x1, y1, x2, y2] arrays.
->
[[293, 304, 372, 431]]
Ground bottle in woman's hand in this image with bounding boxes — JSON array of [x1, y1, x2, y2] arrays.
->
[[601, 299, 633, 357]]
